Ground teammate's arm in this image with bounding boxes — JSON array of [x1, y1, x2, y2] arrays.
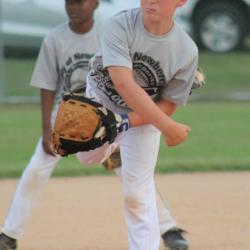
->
[[41, 89, 56, 155], [108, 66, 191, 146]]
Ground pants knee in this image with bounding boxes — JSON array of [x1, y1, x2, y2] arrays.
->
[[124, 189, 150, 217], [22, 166, 51, 188]]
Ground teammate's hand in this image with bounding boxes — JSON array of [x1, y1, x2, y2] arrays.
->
[[164, 120, 191, 146], [42, 128, 55, 156]]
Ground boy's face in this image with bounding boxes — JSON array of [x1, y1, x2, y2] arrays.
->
[[65, 0, 98, 25], [140, 0, 187, 22]]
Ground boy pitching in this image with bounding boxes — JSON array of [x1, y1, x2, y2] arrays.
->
[[0, 0, 190, 250], [77, 0, 198, 249]]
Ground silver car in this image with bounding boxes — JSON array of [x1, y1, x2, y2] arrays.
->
[[0, 0, 139, 55], [1, 0, 250, 53], [177, 0, 250, 52], [1, 0, 66, 54]]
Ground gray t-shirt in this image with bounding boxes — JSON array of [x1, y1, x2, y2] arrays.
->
[[31, 21, 101, 103], [87, 8, 198, 113]]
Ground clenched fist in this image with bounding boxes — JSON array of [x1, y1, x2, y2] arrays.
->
[[163, 120, 191, 146]]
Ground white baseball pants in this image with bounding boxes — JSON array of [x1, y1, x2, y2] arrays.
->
[[1, 124, 176, 246], [1, 137, 61, 239], [77, 124, 173, 250]]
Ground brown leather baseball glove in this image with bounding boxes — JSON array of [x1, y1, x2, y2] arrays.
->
[[52, 94, 126, 156]]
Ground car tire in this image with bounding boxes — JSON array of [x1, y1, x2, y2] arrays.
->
[[194, 1, 247, 52]]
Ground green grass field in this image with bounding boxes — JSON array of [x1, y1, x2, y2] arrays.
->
[[0, 102, 249, 178], [2, 51, 250, 99], [198, 52, 250, 99], [1, 51, 250, 178]]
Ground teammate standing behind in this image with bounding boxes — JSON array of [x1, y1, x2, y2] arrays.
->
[[0, 0, 190, 250], [0, 0, 101, 249], [77, 0, 198, 249]]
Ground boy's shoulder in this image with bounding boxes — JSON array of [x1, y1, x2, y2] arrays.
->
[[173, 22, 198, 55], [106, 7, 140, 25], [103, 8, 140, 39], [41, 22, 68, 44], [41, 22, 69, 46], [47, 22, 69, 37]]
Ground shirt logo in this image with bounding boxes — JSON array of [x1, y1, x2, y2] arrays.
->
[[94, 52, 166, 108], [60, 53, 94, 94]]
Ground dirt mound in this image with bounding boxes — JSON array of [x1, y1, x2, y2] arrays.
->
[[0, 172, 249, 250]]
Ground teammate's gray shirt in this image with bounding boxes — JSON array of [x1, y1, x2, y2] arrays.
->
[[31, 21, 101, 103], [87, 8, 198, 113]]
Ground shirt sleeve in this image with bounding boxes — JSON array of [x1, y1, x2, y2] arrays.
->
[[30, 33, 59, 91], [101, 14, 132, 69], [162, 52, 198, 106]]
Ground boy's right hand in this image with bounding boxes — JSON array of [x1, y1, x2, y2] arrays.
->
[[164, 120, 191, 147], [42, 128, 55, 156]]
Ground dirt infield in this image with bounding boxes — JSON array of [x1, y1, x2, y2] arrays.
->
[[0, 172, 249, 250]]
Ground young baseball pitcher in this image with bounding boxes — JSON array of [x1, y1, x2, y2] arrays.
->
[[0, 0, 191, 250], [76, 0, 198, 249]]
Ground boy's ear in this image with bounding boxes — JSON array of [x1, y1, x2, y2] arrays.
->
[[177, 0, 187, 7]]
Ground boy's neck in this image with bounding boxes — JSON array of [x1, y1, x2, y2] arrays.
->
[[69, 19, 94, 34], [143, 17, 174, 36]]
